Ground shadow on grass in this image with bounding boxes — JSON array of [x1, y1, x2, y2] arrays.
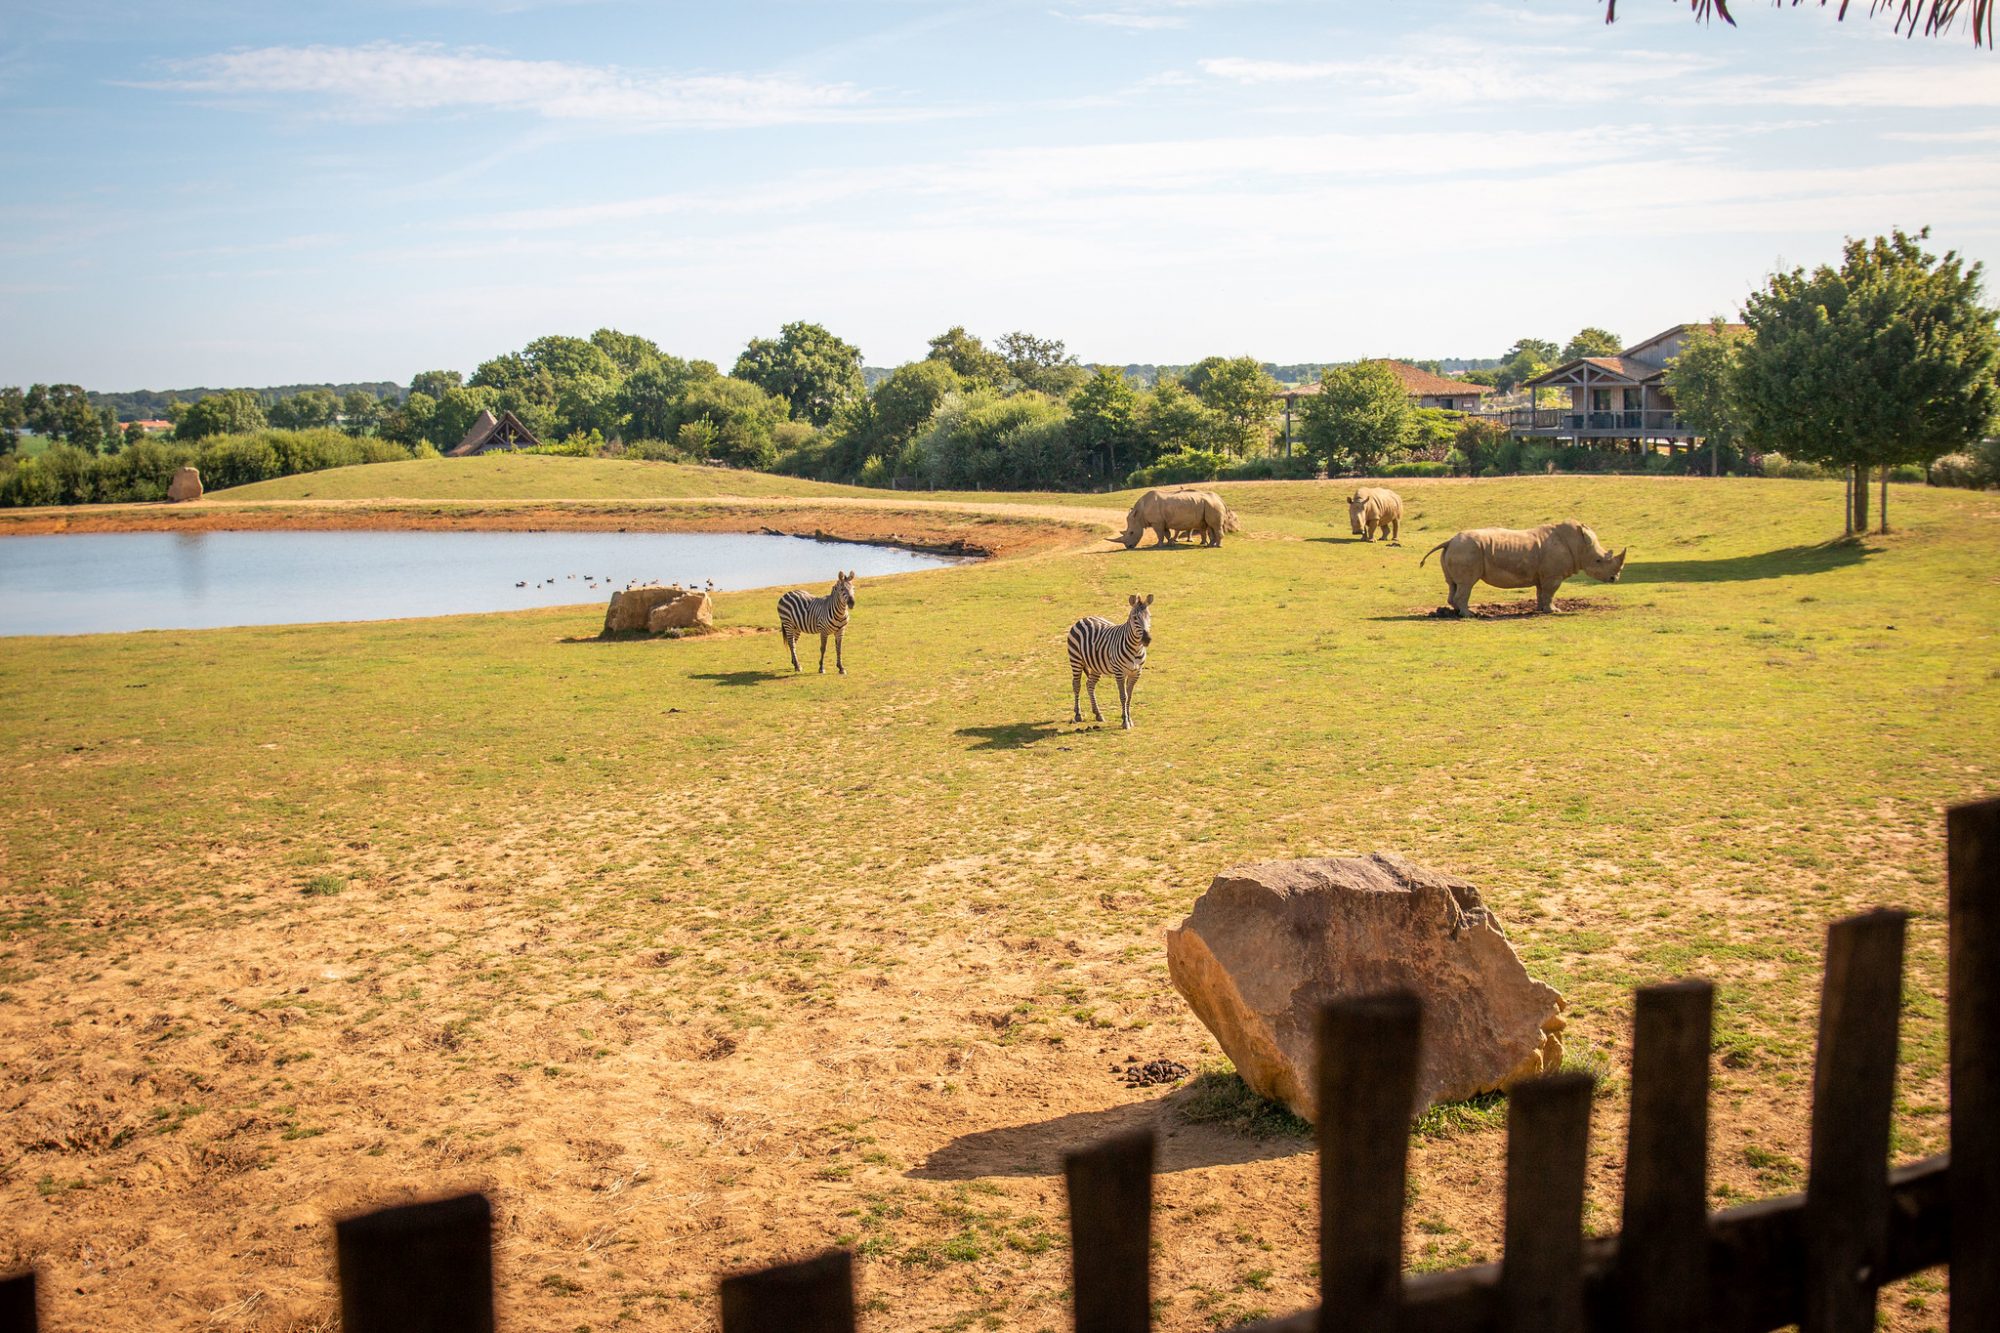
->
[[1621, 539, 1873, 584], [910, 1074, 1309, 1180], [1368, 596, 1611, 622], [691, 669, 794, 687], [956, 721, 1067, 750], [1305, 535, 1398, 546]]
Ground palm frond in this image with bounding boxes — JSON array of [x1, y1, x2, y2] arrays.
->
[[1605, 0, 1994, 46]]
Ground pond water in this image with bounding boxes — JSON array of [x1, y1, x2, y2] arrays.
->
[[0, 530, 966, 636]]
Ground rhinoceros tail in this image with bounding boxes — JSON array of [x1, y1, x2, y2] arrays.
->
[[1418, 540, 1450, 568]]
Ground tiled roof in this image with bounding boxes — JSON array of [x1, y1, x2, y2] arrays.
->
[[1368, 360, 1496, 397]]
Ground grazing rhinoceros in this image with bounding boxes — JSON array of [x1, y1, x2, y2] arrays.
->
[[1111, 489, 1234, 549], [1347, 487, 1403, 544], [1419, 521, 1627, 616]]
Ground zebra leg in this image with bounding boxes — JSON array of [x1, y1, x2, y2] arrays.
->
[[1123, 673, 1139, 729], [786, 631, 800, 671], [1072, 669, 1083, 723], [1086, 675, 1104, 723], [835, 629, 845, 675], [817, 632, 829, 673]]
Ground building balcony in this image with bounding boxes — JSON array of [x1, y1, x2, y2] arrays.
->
[[1484, 407, 1693, 438]]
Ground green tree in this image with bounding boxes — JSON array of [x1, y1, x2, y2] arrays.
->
[[268, 388, 340, 430], [1068, 366, 1142, 478], [1141, 379, 1221, 459], [25, 384, 109, 452], [381, 392, 436, 447], [0, 386, 24, 451], [733, 321, 865, 427], [407, 370, 463, 401], [173, 390, 266, 441], [996, 331, 1086, 398], [1490, 338, 1558, 394], [1664, 320, 1753, 477], [1561, 327, 1624, 361], [1180, 355, 1279, 456], [590, 328, 663, 375], [673, 376, 792, 468], [924, 326, 1009, 388], [522, 334, 618, 387], [1298, 362, 1415, 474], [340, 390, 382, 436], [617, 357, 709, 440], [1737, 227, 2000, 533], [429, 386, 500, 450]]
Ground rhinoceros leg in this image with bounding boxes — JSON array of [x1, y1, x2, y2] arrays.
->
[[1448, 577, 1473, 617], [1536, 581, 1561, 613]]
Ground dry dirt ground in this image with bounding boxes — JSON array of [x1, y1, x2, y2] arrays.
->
[[2, 476, 1991, 1333]]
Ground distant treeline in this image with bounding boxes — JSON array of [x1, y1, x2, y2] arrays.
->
[[89, 383, 405, 421]]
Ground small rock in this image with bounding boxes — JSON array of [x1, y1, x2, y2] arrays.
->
[[166, 466, 202, 503]]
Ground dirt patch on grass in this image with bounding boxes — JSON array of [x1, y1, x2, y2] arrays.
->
[[1398, 596, 1616, 620]]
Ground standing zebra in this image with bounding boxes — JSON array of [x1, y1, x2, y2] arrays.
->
[[1067, 593, 1153, 729], [778, 571, 857, 674]]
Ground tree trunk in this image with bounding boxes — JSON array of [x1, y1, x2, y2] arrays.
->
[[1878, 465, 1889, 534], [1851, 462, 1870, 534], [1711, 435, 1719, 477], [1844, 465, 1856, 536]]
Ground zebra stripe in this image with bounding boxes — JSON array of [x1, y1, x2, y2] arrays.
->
[[1066, 616, 1145, 681], [1068, 594, 1152, 728], [778, 572, 856, 674]]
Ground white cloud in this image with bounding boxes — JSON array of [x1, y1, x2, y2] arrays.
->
[[1198, 42, 1723, 105], [1071, 12, 1192, 30], [137, 42, 915, 128]]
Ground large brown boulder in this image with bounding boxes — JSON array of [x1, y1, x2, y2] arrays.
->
[[166, 466, 202, 502], [604, 585, 688, 634], [1165, 853, 1565, 1121], [646, 589, 713, 632]]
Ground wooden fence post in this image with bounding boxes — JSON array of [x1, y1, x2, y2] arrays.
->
[[1803, 909, 1907, 1333], [1620, 979, 1713, 1333], [1317, 991, 1422, 1333], [1499, 1071, 1594, 1333], [335, 1193, 494, 1333], [0, 1271, 35, 1333], [1064, 1129, 1156, 1333], [720, 1250, 855, 1333], [1952, 796, 2000, 1333]]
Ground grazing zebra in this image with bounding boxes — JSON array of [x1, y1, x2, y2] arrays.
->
[[778, 571, 857, 674], [1067, 593, 1153, 729]]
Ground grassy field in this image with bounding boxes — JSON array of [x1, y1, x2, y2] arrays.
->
[[1, 467, 1995, 1333], [221, 453, 877, 502]]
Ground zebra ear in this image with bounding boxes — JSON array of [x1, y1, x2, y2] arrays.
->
[[1127, 593, 1139, 606], [1144, 593, 1154, 605]]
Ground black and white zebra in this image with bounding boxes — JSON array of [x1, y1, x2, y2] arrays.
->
[[1067, 593, 1153, 729], [778, 571, 857, 674]]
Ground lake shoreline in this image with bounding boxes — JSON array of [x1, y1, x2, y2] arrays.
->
[[0, 496, 1098, 562]]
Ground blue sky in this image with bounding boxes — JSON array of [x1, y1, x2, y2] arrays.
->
[[3, 0, 1998, 388]]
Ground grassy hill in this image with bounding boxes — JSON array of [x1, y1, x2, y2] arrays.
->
[[216, 452, 876, 502], [2, 475, 1993, 1333]]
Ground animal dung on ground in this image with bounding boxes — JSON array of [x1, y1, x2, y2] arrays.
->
[[1165, 852, 1565, 1121], [1121, 1057, 1191, 1087]]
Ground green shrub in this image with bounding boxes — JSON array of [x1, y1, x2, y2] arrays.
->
[[1759, 452, 1835, 480], [1127, 446, 1230, 487], [1379, 460, 1451, 478], [0, 428, 423, 507], [1221, 452, 1318, 481], [1889, 463, 1926, 483]]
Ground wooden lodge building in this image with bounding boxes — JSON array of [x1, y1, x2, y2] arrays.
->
[[1490, 323, 1748, 449], [445, 410, 541, 457], [1276, 359, 1497, 450]]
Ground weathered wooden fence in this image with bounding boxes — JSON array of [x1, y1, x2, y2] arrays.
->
[[3, 796, 1996, 1333]]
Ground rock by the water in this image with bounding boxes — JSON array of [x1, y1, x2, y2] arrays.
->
[[166, 466, 203, 502], [646, 589, 713, 633], [1165, 853, 1565, 1121], [603, 584, 688, 634]]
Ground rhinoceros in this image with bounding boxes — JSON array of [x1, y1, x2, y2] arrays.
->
[[1419, 521, 1627, 616], [1111, 489, 1234, 549], [1347, 487, 1403, 544]]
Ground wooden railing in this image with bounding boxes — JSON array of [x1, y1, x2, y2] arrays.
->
[[1485, 408, 1690, 436], [3, 796, 1995, 1333]]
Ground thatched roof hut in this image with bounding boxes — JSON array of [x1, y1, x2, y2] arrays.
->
[[446, 409, 540, 457]]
